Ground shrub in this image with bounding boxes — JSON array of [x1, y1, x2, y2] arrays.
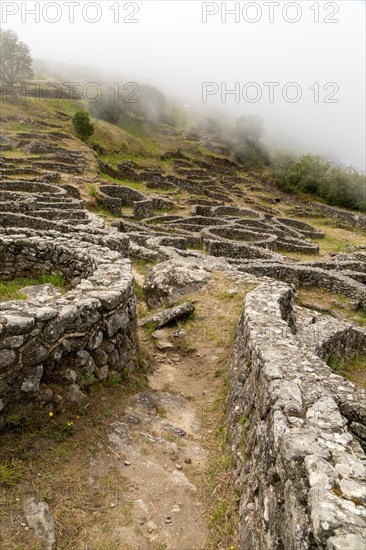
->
[[72, 110, 94, 141], [270, 153, 366, 212]]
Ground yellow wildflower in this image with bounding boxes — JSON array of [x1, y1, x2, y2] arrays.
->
[[48, 411, 54, 417]]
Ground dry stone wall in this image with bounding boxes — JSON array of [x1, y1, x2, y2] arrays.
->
[[0, 233, 139, 428], [228, 281, 366, 549], [95, 183, 175, 218], [290, 203, 366, 230], [150, 208, 321, 255], [0, 179, 140, 428]]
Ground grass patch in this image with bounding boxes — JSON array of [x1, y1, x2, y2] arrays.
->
[[97, 207, 119, 219], [100, 173, 146, 193], [217, 291, 238, 300], [88, 183, 97, 197], [0, 461, 23, 486], [205, 372, 238, 549], [131, 257, 156, 276], [305, 217, 366, 256], [297, 286, 366, 327], [328, 352, 366, 389], [133, 279, 144, 301], [0, 271, 65, 301], [0, 365, 148, 547]]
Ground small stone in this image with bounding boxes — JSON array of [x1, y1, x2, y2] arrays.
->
[[0, 349, 16, 369], [63, 369, 77, 384], [66, 384, 86, 405], [156, 340, 175, 351], [147, 520, 158, 533], [23, 498, 56, 550], [38, 388, 53, 404], [184, 458, 192, 464], [151, 329, 168, 339], [171, 329, 186, 339], [139, 302, 195, 328], [175, 463, 183, 470], [21, 366, 43, 393], [124, 460, 131, 466]]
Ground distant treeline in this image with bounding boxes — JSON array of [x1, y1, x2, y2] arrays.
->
[[268, 153, 366, 212]]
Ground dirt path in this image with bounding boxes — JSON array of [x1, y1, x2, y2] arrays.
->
[[0, 273, 253, 550]]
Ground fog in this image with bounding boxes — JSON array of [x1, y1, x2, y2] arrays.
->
[[1, 0, 365, 170]]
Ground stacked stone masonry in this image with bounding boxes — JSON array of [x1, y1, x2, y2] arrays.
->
[[228, 281, 366, 549], [0, 234, 139, 428], [0, 179, 140, 428]]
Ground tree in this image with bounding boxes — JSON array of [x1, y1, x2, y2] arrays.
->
[[0, 29, 33, 82], [72, 110, 94, 141]]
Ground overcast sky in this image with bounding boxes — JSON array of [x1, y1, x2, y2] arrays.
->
[[1, 0, 365, 169]]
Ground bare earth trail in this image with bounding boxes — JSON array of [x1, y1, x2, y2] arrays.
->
[[0, 273, 251, 550], [85, 272, 252, 550]]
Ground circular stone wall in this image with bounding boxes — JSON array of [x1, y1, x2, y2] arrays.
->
[[0, 233, 139, 428]]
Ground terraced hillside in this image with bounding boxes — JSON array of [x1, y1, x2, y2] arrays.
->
[[1, 93, 366, 550]]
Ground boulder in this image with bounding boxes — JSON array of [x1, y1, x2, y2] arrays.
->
[[23, 497, 56, 550], [139, 302, 195, 328], [143, 259, 210, 307]]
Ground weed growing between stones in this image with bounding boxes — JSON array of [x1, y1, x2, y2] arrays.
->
[[133, 279, 144, 301], [54, 420, 75, 442], [131, 257, 157, 276]]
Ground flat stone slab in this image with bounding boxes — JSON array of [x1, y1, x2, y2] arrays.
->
[[138, 302, 195, 328]]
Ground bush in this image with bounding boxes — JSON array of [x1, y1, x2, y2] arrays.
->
[[72, 110, 94, 140], [270, 153, 366, 212]]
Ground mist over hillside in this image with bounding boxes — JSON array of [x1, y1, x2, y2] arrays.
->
[[1, 0, 365, 172]]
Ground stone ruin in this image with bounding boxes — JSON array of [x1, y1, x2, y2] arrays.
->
[[0, 180, 138, 427], [228, 281, 366, 549], [0, 166, 366, 548]]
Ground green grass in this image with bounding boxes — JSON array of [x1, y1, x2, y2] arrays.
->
[[133, 279, 144, 301], [196, 144, 226, 159], [0, 271, 66, 301], [87, 183, 97, 198], [100, 172, 147, 192], [351, 310, 366, 325], [0, 461, 23, 486], [131, 257, 156, 276], [297, 287, 366, 327], [97, 207, 120, 219], [328, 352, 366, 388], [205, 374, 238, 549], [217, 291, 237, 300]]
